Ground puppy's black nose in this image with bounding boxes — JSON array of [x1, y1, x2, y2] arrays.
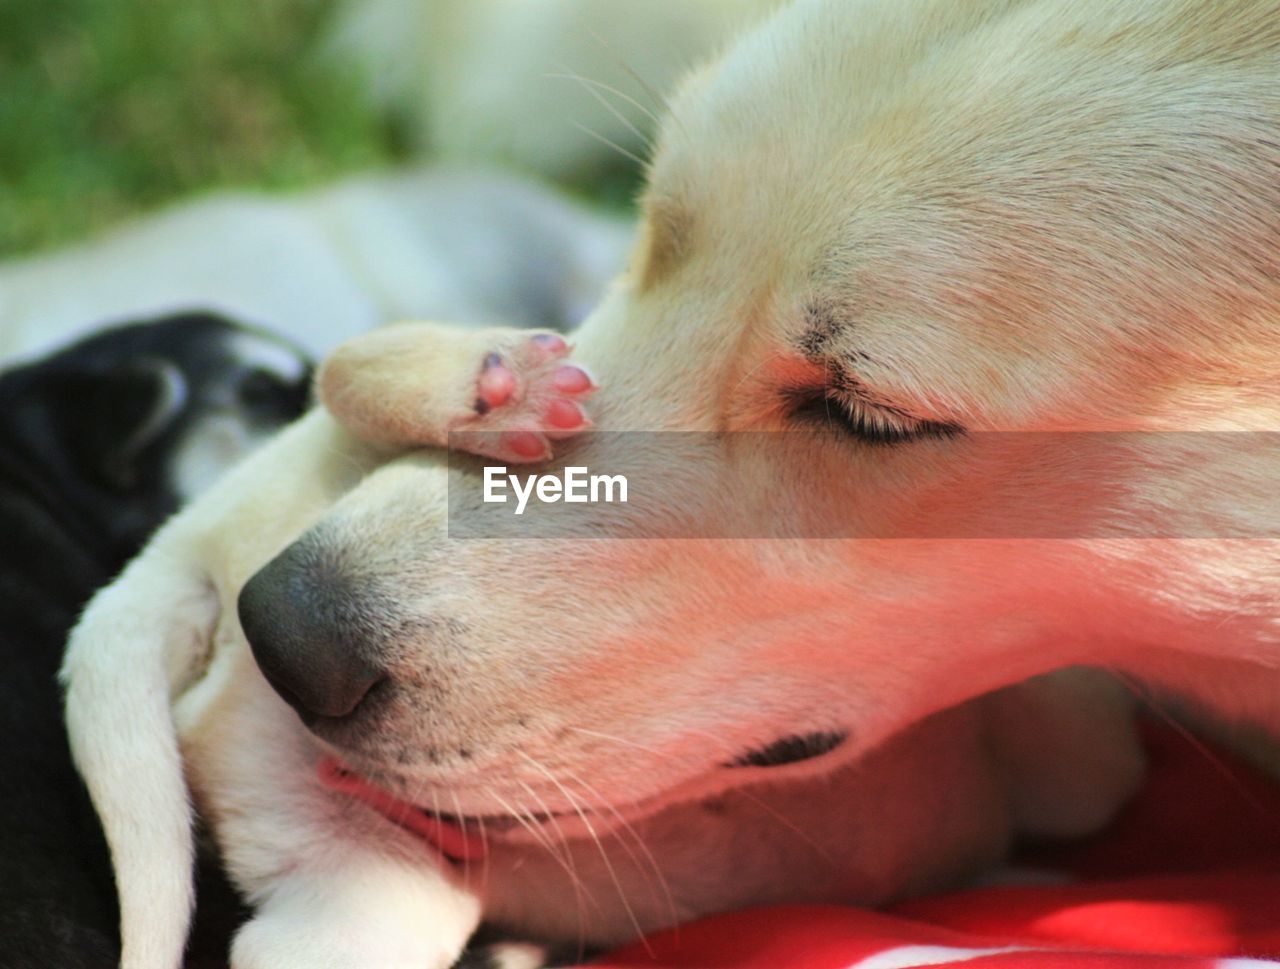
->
[[238, 540, 387, 724]]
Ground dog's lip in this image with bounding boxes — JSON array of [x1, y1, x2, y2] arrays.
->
[[317, 756, 579, 860], [318, 730, 852, 859], [318, 756, 495, 861]]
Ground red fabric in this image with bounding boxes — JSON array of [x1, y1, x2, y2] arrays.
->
[[589, 724, 1280, 968]]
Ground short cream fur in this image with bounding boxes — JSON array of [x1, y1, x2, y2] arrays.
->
[[65, 1, 1280, 966]]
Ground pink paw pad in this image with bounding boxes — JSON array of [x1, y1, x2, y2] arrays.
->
[[552, 364, 596, 395], [529, 332, 568, 359], [460, 332, 599, 463], [500, 430, 553, 461], [545, 398, 588, 431], [475, 353, 517, 414]]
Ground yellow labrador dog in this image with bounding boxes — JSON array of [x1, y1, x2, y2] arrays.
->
[[65, 0, 1280, 966]]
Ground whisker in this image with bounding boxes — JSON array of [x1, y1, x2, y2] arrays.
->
[[474, 810, 491, 896], [1106, 666, 1280, 825], [449, 789, 471, 889], [515, 777, 580, 877], [549, 67, 652, 149], [727, 786, 838, 867], [521, 754, 665, 915], [514, 777, 591, 950], [559, 767, 680, 935], [571, 725, 836, 866], [570, 121, 649, 168], [728, 347, 791, 400], [585, 26, 676, 119], [487, 788, 597, 905], [546, 68, 662, 132], [517, 752, 653, 955], [567, 726, 668, 758]]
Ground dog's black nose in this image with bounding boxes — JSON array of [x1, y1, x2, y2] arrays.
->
[[238, 540, 387, 724]]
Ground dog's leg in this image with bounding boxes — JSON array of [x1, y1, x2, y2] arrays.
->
[[984, 668, 1145, 840], [183, 661, 481, 969], [62, 562, 219, 969], [63, 412, 392, 969], [318, 322, 596, 463]]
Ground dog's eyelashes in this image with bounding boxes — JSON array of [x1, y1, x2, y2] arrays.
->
[[789, 390, 962, 447]]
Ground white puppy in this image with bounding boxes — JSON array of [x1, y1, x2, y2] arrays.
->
[[328, 0, 775, 178], [65, 342, 1142, 967], [66, 0, 1280, 965], [1, 169, 630, 363]]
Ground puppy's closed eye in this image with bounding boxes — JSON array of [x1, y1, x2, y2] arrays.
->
[[789, 389, 963, 447]]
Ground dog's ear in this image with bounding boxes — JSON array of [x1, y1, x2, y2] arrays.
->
[[19, 357, 189, 491]]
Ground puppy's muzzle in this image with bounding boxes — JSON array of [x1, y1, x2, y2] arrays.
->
[[238, 539, 389, 726]]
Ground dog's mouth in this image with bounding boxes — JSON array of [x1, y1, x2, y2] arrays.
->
[[319, 757, 499, 860], [318, 730, 849, 862], [318, 756, 584, 861]]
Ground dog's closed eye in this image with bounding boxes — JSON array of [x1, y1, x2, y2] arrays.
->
[[788, 388, 962, 447]]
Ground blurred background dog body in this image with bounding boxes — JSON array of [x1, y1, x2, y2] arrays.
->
[[64, 0, 1280, 967], [0, 171, 630, 364]]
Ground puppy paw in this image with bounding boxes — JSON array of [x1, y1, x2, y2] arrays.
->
[[231, 910, 460, 969], [459, 333, 597, 463], [230, 864, 479, 969], [319, 323, 598, 463], [454, 941, 553, 969]]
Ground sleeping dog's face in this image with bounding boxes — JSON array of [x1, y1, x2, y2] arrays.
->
[[242, 0, 1280, 841]]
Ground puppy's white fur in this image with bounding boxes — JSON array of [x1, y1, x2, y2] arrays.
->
[[328, 0, 775, 177], [1, 170, 629, 364], [66, 0, 1280, 966]]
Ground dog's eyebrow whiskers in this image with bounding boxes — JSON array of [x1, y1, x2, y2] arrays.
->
[[569, 121, 649, 168], [548, 67, 657, 149], [583, 25, 680, 133]]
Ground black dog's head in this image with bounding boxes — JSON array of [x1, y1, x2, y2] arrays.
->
[[0, 311, 312, 567]]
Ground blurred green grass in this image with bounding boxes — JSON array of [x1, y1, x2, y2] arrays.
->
[[0, 0, 400, 257]]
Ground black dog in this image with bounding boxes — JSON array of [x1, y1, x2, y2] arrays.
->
[[0, 312, 311, 969]]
